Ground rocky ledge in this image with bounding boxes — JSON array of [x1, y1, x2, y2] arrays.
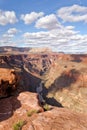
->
[[0, 92, 87, 130], [0, 68, 20, 98]]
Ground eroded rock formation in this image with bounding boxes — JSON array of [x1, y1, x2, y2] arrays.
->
[[0, 53, 87, 113], [0, 92, 87, 130], [0, 68, 20, 98], [0, 49, 87, 129]]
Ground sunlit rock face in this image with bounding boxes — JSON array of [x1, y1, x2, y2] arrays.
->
[[0, 68, 20, 98], [23, 108, 87, 130], [0, 91, 87, 130], [0, 92, 43, 129], [42, 54, 87, 113], [0, 51, 58, 97], [0, 49, 87, 113]]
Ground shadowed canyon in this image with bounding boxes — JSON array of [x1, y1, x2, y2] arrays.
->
[[0, 47, 87, 130]]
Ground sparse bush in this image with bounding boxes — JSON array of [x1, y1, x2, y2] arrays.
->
[[43, 104, 51, 111], [13, 120, 26, 130], [27, 109, 39, 117]]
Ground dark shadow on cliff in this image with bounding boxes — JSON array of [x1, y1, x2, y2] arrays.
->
[[0, 64, 41, 121], [21, 68, 63, 108], [0, 94, 21, 122], [41, 83, 63, 107], [48, 69, 80, 93], [71, 54, 87, 63], [45, 97, 63, 107], [39, 69, 80, 107], [21, 67, 41, 92], [0, 67, 41, 122]]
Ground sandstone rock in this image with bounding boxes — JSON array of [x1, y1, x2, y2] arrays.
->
[[0, 52, 87, 113], [0, 98, 13, 121], [29, 47, 52, 53], [0, 68, 20, 98], [0, 92, 87, 130], [43, 55, 87, 113], [23, 108, 87, 130], [15, 92, 43, 114], [0, 92, 43, 129]]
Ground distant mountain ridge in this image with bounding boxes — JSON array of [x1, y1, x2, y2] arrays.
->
[[0, 46, 52, 54], [0, 46, 31, 53]]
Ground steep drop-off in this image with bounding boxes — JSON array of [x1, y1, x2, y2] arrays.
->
[[0, 49, 87, 130], [0, 52, 87, 113]]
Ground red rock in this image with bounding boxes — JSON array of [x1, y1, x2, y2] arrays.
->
[[0, 68, 20, 98], [0, 92, 87, 130], [0, 91, 43, 122], [0, 98, 13, 121], [15, 107, 87, 130]]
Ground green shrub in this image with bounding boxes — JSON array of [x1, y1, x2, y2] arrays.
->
[[27, 109, 39, 117], [13, 120, 26, 130], [43, 104, 51, 111]]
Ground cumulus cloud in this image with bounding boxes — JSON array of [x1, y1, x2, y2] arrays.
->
[[22, 25, 87, 53], [57, 4, 87, 23], [0, 34, 16, 46], [0, 10, 18, 25], [0, 28, 19, 46], [7, 28, 19, 35], [35, 14, 61, 30], [21, 12, 44, 24], [0, 5, 87, 53]]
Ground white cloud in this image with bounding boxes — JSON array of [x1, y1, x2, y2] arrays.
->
[[0, 34, 16, 46], [57, 4, 87, 23], [23, 31, 49, 39], [0, 28, 19, 46], [35, 14, 61, 30], [0, 10, 18, 25], [7, 28, 19, 35], [2, 33, 14, 39], [22, 25, 87, 53], [0, 5, 87, 53], [21, 12, 44, 24]]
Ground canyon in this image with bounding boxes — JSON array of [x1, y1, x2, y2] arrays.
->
[[0, 47, 87, 130]]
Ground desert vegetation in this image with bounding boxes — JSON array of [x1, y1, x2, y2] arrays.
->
[[13, 120, 27, 130]]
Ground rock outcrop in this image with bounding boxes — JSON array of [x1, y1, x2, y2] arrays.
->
[[0, 92, 87, 130], [23, 108, 87, 130], [43, 54, 87, 113], [0, 68, 20, 98], [0, 92, 43, 128], [0, 52, 58, 97], [0, 52, 87, 113]]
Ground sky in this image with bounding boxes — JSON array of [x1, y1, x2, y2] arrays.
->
[[0, 0, 87, 53]]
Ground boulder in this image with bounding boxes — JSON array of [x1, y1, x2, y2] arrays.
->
[[0, 68, 20, 98], [0, 92, 43, 121]]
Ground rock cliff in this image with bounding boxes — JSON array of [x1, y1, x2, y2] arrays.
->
[[0, 52, 87, 113], [0, 92, 87, 130], [0, 48, 87, 129]]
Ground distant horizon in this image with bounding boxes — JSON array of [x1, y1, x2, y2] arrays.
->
[[0, 0, 87, 53], [0, 45, 87, 54]]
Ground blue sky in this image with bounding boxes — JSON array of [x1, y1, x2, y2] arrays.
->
[[0, 0, 87, 53]]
